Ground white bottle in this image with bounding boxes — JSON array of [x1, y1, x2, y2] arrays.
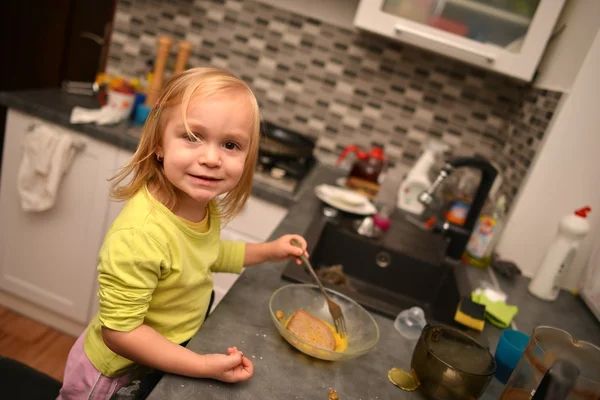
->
[[397, 140, 448, 215], [529, 206, 592, 301]]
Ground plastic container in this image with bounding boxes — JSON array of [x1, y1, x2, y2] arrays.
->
[[373, 209, 391, 232], [133, 104, 152, 126], [394, 306, 427, 340], [494, 329, 530, 384], [462, 195, 507, 268], [529, 206, 592, 301], [397, 140, 448, 215], [130, 92, 147, 120], [372, 163, 407, 231], [446, 200, 470, 225]]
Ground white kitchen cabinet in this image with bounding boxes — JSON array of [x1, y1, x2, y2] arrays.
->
[[103, 148, 136, 228], [211, 197, 288, 312], [222, 196, 288, 243], [0, 110, 118, 325], [533, 1, 600, 92], [354, 0, 566, 81]]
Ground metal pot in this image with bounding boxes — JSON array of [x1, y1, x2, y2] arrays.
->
[[259, 122, 315, 160], [411, 325, 496, 399]]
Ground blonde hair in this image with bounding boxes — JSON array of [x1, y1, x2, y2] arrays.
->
[[110, 67, 261, 221]]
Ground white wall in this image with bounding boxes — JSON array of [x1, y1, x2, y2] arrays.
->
[[497, 28, 600, 290], [534, 0, 600, 92]]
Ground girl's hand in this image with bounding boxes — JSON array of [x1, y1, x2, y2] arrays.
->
[[205, 347, 253, 383], [268, 234, 308, 264]]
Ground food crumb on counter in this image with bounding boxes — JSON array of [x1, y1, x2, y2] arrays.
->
[[328, 388, 339, 400], [252, 355, 256, 358]]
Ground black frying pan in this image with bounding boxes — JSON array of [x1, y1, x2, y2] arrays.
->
[[260, 121, 315, 159]]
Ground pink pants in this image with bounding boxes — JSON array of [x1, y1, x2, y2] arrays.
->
[[57, 331, 133, 400]]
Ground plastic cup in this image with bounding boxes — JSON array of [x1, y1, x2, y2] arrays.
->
[[494, 329, 530, 384]]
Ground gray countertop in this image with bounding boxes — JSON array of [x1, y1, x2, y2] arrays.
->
[[0, 88, 140, 152], [2, 88, 599, 399]]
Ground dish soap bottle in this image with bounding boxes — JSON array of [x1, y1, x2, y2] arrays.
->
[[529, 206, 592, 301], [337, 145, 385, 200], [462, 195, 507, 268]]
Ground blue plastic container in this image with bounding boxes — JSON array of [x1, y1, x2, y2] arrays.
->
[[130, 92, 147, 121], [133, 104, 151, 126], [494, 329, 530, 384]]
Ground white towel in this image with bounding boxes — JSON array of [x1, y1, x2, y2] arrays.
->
[[17, 124, 82, 212], [70, 105, 125, 125]]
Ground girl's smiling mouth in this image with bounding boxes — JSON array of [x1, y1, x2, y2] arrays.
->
[[188, 174, 223, 184]]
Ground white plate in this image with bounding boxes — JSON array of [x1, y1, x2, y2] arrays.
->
[[314, 184, 377, 215]]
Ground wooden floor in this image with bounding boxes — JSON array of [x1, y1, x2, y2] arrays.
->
[[0, 306, 76, 382]]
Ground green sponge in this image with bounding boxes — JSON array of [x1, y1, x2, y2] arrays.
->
[[471, 291, 519, 328], [454, 296, 486, 331]]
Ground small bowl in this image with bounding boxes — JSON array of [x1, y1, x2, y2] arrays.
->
[[269, 284, 379, 361]]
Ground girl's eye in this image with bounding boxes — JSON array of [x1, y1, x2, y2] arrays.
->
[[224, 141, 240, 151]]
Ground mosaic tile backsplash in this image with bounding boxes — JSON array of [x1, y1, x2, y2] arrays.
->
[[108, 0, 562, 204]]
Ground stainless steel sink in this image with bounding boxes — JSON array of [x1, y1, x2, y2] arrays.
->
[[282, 211, 471, 327]]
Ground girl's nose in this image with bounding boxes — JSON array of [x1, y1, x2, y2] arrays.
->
[[199, 145, 221, 167]]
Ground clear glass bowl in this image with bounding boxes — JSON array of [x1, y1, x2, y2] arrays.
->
[[268, 283, 380, 361]]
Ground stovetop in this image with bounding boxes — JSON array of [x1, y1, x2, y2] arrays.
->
[[253, 155, 316, 194], [254, 123, 316, 194]]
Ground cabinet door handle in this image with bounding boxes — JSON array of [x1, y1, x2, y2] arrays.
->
[[394, 24, 496, 64]]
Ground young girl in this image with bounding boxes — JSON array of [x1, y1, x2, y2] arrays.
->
[[58, 67, 308, 399]]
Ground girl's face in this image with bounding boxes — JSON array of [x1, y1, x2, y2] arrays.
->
[[157, 92, 253, 213]]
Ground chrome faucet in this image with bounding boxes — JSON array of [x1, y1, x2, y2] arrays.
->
[[418, 156, 498, 261]]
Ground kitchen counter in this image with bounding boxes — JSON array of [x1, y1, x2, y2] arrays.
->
[[0, 88, 300, 207], [0, 89, 140, 151], [146, 164, 600, 400]]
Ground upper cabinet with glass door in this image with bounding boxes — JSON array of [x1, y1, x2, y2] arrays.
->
[[354, 0, 566, 81]]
